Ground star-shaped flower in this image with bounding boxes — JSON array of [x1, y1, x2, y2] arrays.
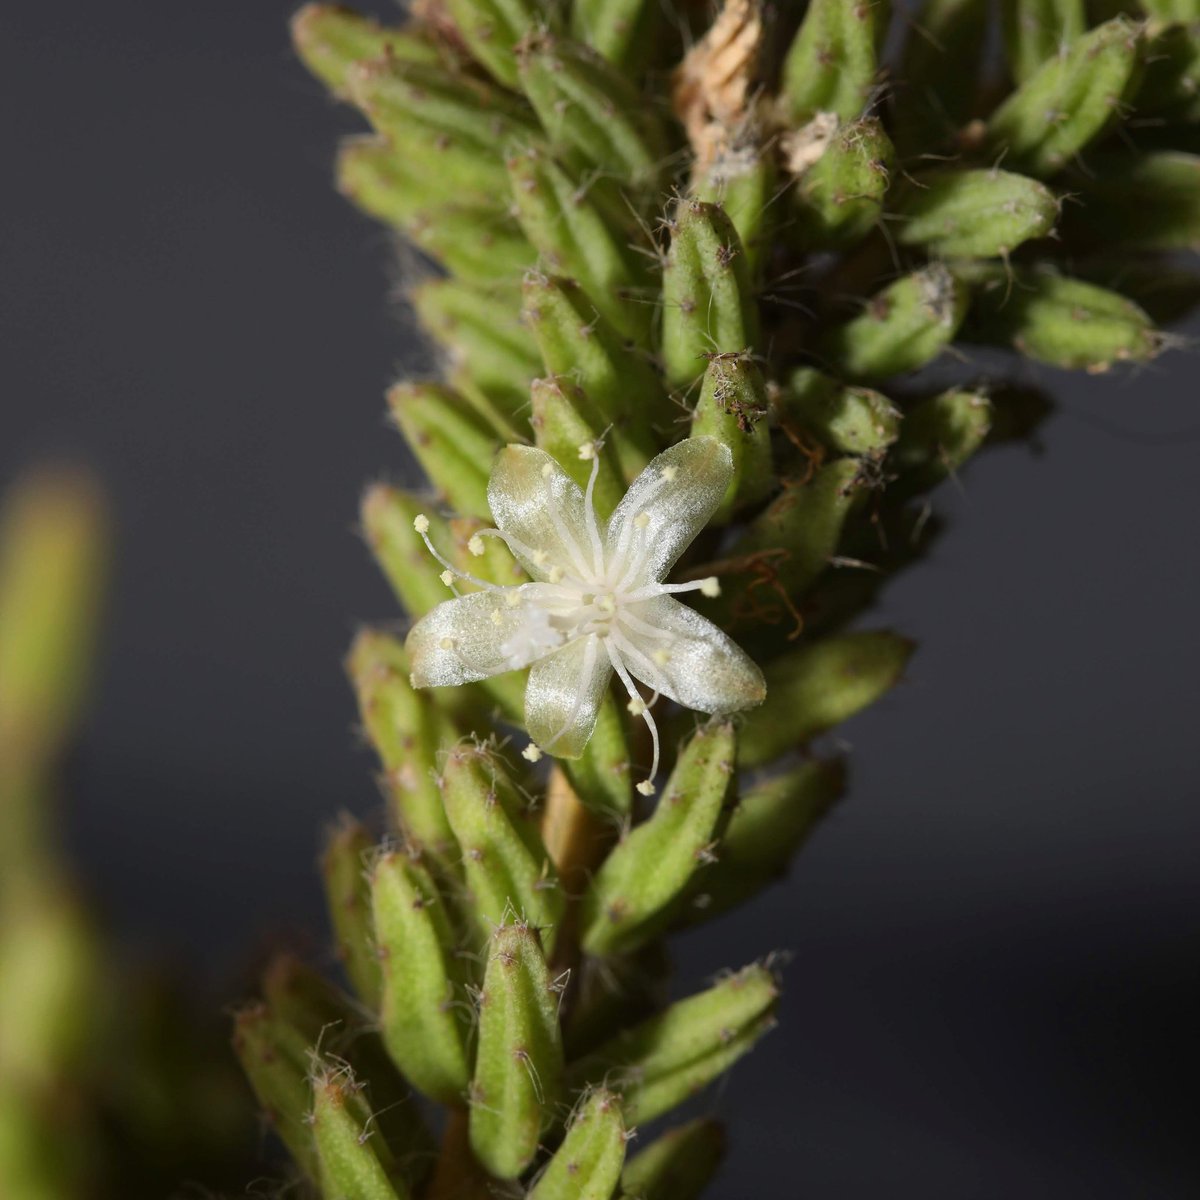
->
[[406, 436, 766, 795]]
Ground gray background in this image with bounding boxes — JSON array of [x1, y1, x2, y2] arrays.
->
[[3, 1, 1198, 1195]]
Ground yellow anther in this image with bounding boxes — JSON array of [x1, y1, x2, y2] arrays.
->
[[578, 440, 596, 460], [548, 565, 564, 583], [439, 636, 456, 650], [700, 576, 721, 598], [651, 648, 670, 666], [467, 534, 485, 556], [627, 697, 646, 716], [409, 673, 419, 688], [636, 780, 657, 797], [598, 594, 616, 614], [439, 569, 454, 587], [661, 465, 678, 482], [521, 743, 544, 763], [633, 512, 651, 530], [413, 513, 430, 534], [532, 549, 549, 566]]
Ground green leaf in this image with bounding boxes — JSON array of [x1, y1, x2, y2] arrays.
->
[[966, 268, 1163, 370], [892, 389, 993, 493], [781, 0, 889, 123], [260, 954, 436, 1186], [661, 199, 760, 391], [565, 692, 634, 820], [319, 816, 381, 1009], [824, 264, 968, 379], [779, 368, 900, 458], [894, 169, 1059, 258], [386, 379, 505, 520], [580, 722, 737, 957], [522, 272, 664, 474], [789, 116, 894, 249], [403, 292, 541, 438], [360, 487, 456, 621], [507, 148, 654, 347], [441, 743, 565, 953], [740, 631, 914, 767], [291, 4, 441, 96], [1001, 0, 1086, 84], [569, 963, 779, 1123], [348, 59, 540, 202], [444, 0, 558, 87], [692, 132, 777, 278], [232, 1004, 318, 1180], [469, 923, 565, 1178], [0, 471, 106, 773], [986, 17, 1143, 177], [731, 457, 867, 603], [619, 1118, 726, 1200], [347, 630, 459, 861], [677, 758, 847, 923], [529, 1089, 627, 1200], [312, 1065, 409, 1200], [517, 32, 667, 190], [690, 353, 773, 521], [570, 0, 662, 69], [371, 849, 474, 1104]]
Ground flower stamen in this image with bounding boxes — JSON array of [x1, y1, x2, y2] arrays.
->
[[605, 637, 660, 795], [413, 516, 508, 593], [608, 626, 672, 698], [622, 577, 720, 603], [581, 451, 605, 578], [610, 471, 672, 572]]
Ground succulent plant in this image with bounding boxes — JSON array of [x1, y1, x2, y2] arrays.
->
[[233, 0, 1200, 1195], [0, 471, 108, 1200], [0, 473, 253, 1200]]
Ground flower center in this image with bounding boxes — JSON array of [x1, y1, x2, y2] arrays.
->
[[575, 587, 618, 631], [499, 603, 564, 668]]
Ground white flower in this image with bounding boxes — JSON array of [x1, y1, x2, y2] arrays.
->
[[406, 437, 766, 795]]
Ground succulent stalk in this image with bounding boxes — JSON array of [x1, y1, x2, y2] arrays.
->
[[0, 470, 108, 1200], [236, 1, 1200, 1195], [0, 473, 253, 1198]]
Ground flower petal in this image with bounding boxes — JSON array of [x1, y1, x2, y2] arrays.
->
[[407, 585, 561, 687], [487, 444, 602, 582], [605, 437, 733, 584], [614, 595, 765, 714], [524, 633, 613, 759]]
